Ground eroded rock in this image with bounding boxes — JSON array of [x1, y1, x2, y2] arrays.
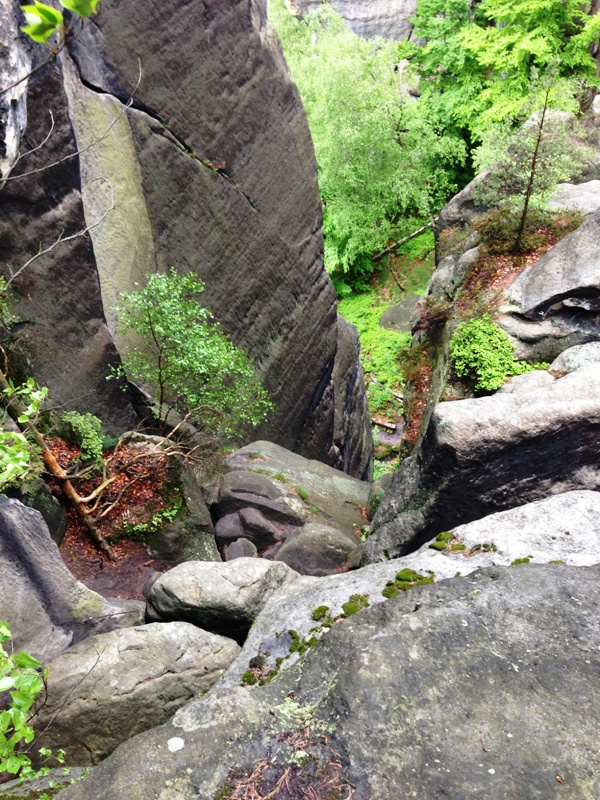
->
[[366, 365, 600, 561], [0, 498, 143, 662], [274, 523, 359, 575], [35, 622, 240, 765], [145, 558, 300, 642], [56, 565, 600, 800]]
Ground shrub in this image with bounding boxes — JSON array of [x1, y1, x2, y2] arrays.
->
[[61, 411, 104, 462], [449, 314, 542, 391]]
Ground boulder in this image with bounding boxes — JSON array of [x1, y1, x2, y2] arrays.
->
[[226, 440, 371, 536], [0, 497, 143, 662], [56, 565, 600, 800], [378, 295, 420, 332], [548, 179, 600, 216], [496, 370, 554, 393], [215, 470, 308, 527], [145, 558, 300, 642], [274, 523, 360, 575], [223, 539, 258, 561], [299, 0, 417, 40], [35, 622, 240, 766], [214, 513, 245, 546], [550, 342, 600, 373], [500, 209, 600, 360], [222, 490, 600, 686], [366, 365, 600, 561], [238, 507, 282, 550], [7, 478, 67, 545], [427, 247, 479, 302]]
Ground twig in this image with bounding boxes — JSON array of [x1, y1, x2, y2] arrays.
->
[[2, 60, 142, 185], [4, 178, 115, 290]]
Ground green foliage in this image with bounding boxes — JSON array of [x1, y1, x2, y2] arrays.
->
[[449, 314, 545, 391], [60, 411, 103, 463], [0, 621, 63, 783], [405, 0, 600, 139], [0, 380, 47, 489], [474, 206, 585, 255], [20, 0, 98, 44], [114, 269, 273, 439], [269, 0, 465, 291], [338, 292, 411, 389], [20, 2, 63, 44], [112, 490, 183, 542]]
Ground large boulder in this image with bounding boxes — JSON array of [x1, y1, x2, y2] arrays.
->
[[225, 440, 371, 536], [34, 622, 240, 766], [298, 0, 417, 40], [56, 565, 600, 800], [0, 0, 371, 474], [145, 558, 300, 642], [274, 522, 360, 575], [222, 489, 600, 686], [500, 208, 600, 361], [0, 498, 143, 662], [365, 365, 600, 561]]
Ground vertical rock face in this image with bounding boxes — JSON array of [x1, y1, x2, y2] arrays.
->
[[0, 0, 371, 476], [298, 0, 417, 40]]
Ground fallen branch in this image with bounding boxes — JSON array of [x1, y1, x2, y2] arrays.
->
[[372, 221, 434, 262]]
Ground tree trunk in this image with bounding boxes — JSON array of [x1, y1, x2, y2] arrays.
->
[[0, 372, 114, 558], [513, 93, 549, 253]]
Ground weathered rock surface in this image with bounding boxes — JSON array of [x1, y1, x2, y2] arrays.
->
[[57, 565, 600, 800], [496, 370, 555, 393], [35, 622, 240, 766], [378, 295, 420, 332], [145, 558, 299, 641], [501, 209, 600, 360], [0, 498, 143, 661], [1, 0, 371, 473], [550, 342, 600, 373], [222, 490, 600, 686], [216, 470, 308, 527], [226, 440, 370, 536], [224, 538, 258, 561], [548, 179, 600, 215], [298, 0, 417, 40], [6, 478, 67, 545], [274, 522, 360, 575], [366, 365, 600, 561]]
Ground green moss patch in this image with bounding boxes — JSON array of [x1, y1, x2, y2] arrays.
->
[[382, 569, 434, 598]]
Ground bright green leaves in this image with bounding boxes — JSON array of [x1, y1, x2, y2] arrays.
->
[[0, 379, 47, 489], [59, 0, 98, 18], [20, 0, 98, 45], [20, 1, 63, 43], [0, 622, 51, 780], [115, 269, 273, 439]]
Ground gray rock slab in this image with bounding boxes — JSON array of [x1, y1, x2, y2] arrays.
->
[[496, 370, 554, 393], [366, 365, 600, 561], [214, 512, 245, 546], [300, 0, 417, 40], [223, 490, 600, 686], [505, 209, 600, 318], [427, 247, 479, 301], [226, 441, 370, 536], [56, 565, 600, 800], [145, 558, 300, 641], [274, 523, 360, 576], [548, 180, 600, 215], [216, 469, 308, 527], [550, 342, 600, 373], [378, 296, 420, 332], [0, 498, 143, 662], [60, 0, 371, 476], [36, 622, 240, 765], [224, 539, 258, 561]]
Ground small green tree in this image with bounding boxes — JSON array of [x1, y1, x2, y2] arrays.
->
[[472, 67, 590, 252], [115, 270, 273, 437]]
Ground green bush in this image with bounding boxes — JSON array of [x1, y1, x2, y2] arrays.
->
[[449, 314, 544, 391], [60, 411, 104, 462]]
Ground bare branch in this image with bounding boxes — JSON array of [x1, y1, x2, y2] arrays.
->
[[372, 221, 434, 262], [2, 60, 143, 185], [9, 111, 55, 174], [4, 177, 115, 290]]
